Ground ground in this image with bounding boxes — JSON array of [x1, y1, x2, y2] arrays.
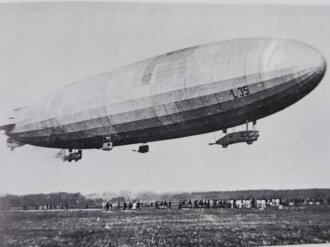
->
[[0, 206, 330, 246]]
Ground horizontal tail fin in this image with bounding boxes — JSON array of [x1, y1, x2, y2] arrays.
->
[[0, 123, 15, 132]]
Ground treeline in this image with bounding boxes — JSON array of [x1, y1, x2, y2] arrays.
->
[[114, 189, 330, 201], [167, 189, 330, 201], [0, 192, 103, 210], [1, 189, 329, 210], [98, 189, 330, 201]]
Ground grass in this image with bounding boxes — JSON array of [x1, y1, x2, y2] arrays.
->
[[0, 206, 330, 246]]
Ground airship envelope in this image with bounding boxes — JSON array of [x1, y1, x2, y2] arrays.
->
[[0, 38, 326, 155]]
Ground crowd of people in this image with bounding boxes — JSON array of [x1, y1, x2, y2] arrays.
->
[[102, 200, 173, 210], [103, 201, 141, 211], [178, 199, 275, 209], [177, 198, 329, 209], [102, 197, 329, 211]]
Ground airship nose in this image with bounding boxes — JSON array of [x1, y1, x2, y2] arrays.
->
[[261, 39, 326, 82]]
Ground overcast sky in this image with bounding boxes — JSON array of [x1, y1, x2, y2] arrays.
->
[[0, 2, 329, 195]]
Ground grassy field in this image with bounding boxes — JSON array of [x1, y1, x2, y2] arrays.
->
[[0, 206, 330, 246]]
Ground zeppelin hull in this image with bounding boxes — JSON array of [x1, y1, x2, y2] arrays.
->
[[6, 38, 326, 149]]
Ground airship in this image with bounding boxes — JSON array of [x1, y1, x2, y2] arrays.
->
[[0, 38, 326, 161]]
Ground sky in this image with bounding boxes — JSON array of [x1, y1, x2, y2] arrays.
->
[[0, 2, 330, 195]]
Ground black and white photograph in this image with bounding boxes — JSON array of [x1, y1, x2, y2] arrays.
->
[[0, 0, 330, 246]]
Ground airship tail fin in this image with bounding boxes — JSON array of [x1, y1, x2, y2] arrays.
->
[[0, 123, 15, 132], [6, 137, 25, 151]]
